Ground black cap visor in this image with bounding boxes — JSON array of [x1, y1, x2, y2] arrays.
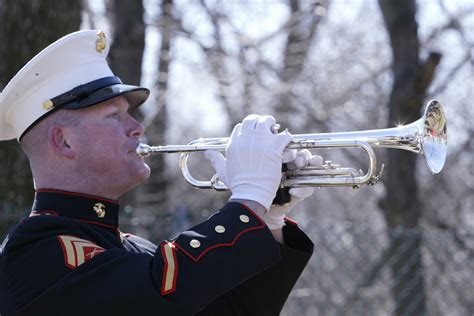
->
[[55, 76, 150, 110], [62, 83, 150, 109]]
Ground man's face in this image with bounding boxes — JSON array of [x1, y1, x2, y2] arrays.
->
[[67, 96, 151, 196]]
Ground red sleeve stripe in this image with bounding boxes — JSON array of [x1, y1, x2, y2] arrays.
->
[[173, 224, 265, 262], [173, 204, 267, 262], [160, 241, 178, 295], [284, 217, 299, 226]]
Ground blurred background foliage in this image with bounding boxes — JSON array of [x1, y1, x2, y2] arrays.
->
[[0, 0, 472, 315]]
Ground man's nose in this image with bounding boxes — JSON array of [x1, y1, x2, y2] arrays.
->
[[128, 117, 145, 138]]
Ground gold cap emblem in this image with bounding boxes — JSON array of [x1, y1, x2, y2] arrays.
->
[[93, 202, 106, 218], [96, 31, 107, 53]]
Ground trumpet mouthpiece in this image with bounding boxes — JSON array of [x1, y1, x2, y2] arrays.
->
[[136, 143, 151, 157]]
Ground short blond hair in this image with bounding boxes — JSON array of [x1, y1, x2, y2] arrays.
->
[[20, 109, 80, 158]]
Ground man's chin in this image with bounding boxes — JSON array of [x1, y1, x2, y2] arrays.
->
[[123, 167, 151, 195], [125, 162, 151, 187], [136, 163, 151, 181]]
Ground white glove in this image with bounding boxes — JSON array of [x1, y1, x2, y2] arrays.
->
[[204, 114, 292, 210], [263, 187, 314, 230], [263, 149, 322, 230], [286, 148, 323, 170]]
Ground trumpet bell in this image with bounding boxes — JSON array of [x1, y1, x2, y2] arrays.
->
[[420, 100, 447, 174]]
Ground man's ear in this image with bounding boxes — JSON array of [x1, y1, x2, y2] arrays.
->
[[48, 126, 75, 159]]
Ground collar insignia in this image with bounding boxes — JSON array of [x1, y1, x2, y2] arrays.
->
[[93, 202, 106, 218]]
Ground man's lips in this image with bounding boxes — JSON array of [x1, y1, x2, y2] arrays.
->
[[128, 143, 143, 158]]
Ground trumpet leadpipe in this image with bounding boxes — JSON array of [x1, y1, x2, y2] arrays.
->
[[136, 142, 226, 156]]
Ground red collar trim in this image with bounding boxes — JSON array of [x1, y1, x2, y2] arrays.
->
[[32, 189, 120, 228], [36, 189, 119, 204]]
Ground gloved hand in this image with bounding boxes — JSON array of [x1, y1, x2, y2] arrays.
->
[[286, 148, 323, 170], [204, 114, 292, 210], [264, 149, 322, 230]]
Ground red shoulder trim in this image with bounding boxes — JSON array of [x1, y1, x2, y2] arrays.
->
[[74, 218, 117, 230]]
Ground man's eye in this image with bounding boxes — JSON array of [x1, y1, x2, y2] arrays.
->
[[108, 113, 120, 119]]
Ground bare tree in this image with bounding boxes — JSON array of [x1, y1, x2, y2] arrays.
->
[[108, 0, 146, 231], [274, 0, 325, 131], [108, 0, 146, 94], [378, 0, 441, 314]]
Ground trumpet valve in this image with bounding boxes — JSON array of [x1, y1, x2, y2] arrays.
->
[[367, 163, 385, 186], [323, 160, 340, 169], [271, 124, 281, 134]]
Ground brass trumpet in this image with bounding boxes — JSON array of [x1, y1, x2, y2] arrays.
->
[[137, 100, 447, 190]]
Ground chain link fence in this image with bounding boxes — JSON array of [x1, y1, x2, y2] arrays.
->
[[282, 222, 474, 316]]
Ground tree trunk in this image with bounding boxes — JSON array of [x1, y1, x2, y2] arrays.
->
[[109, 0, 146, 94], [108, 0, 146, 231], [0, 0, 82, 238], [378, 0, 441, 314]]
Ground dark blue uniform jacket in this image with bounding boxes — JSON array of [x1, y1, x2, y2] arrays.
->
[[0, 190, 313, 315]]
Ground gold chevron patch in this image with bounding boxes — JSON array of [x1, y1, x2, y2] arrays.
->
[[57, 235, 105, 269]]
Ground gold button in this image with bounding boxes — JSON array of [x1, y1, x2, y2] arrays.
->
[[190, 239, 201, 248], [239, 215, 250, 223], [43, 100, 54, 110], [215, 225, 226, 233]]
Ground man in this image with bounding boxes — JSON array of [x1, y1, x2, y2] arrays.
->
[[0, 30, 315, 315]]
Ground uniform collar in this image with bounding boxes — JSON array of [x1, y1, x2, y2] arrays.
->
[[31, 189, 120, 228]]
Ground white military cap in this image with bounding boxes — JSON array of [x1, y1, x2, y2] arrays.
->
[[0, 30, 149, 141]]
